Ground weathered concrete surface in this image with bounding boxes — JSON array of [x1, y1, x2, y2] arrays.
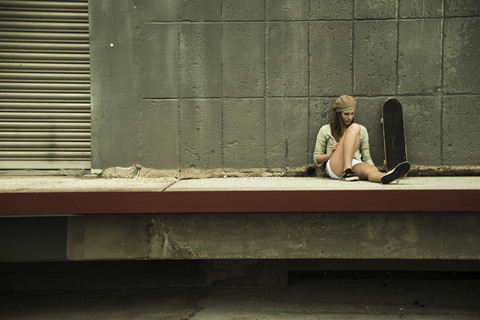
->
[[266, 98, 309, 167], [399, 0, 443, 18], [398, 96, 442, 165], [223, 0, 264, 21], [310, 21, 352, 96], [267, 0, 309, 20], [167, 176, 480, 191], [66, 211, 480, 260], [137, 23, 178, 98], [1, 175, 479, 192], [222, 23, 265, 97], [354, 20, 397, 95], [179, 100, 223, 168], [89, 0, 137, 169], [444, 17, 480, 93], [89, 1, 480, 171], [0, 176, 177, 192], [1, 175, 479, 261], [355, 0, 397, 19], [398, 19, 443, 94], [179, 23, 222, 98], [310, 0, 353, 20], [267, 22, 308, 96], [443, 96, 480, 165], [223, 99, 266, 168]]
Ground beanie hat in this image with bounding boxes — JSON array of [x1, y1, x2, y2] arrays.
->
[[332, 95, 356, 113]]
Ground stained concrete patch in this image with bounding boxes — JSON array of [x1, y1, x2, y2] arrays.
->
[[0, 176, 177, 192], [101, 166, 139, 179]]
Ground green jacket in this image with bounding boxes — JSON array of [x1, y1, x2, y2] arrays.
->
[[313, 124, 374, 166]]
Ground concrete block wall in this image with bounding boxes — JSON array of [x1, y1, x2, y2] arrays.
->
[[89, 0, 480, 170]]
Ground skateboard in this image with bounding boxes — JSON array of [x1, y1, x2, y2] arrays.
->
[[381, 98, 407, 172]]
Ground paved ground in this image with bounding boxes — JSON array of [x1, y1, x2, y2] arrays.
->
[[1, 279, 479, 320], [0, 175, 479, 192]]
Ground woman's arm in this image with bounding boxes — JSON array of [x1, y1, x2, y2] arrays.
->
[[313, 125, 335, 165], [315, 153, 332, 164]]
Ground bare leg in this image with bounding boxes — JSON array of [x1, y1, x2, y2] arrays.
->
[[353, 163, 383, 183], [329, 123, 361, 178], [329, 122, 410, 183]]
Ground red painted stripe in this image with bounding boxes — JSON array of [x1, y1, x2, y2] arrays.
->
[[0, 190, 479, 215]]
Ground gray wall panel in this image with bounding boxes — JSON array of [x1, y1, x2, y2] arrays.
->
[[89, 1, 480, 170]]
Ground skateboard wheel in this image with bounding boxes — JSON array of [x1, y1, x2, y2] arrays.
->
[[380, 118, 384, 124]]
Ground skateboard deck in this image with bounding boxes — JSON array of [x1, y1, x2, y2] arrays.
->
[[381, 98, 407, 172]]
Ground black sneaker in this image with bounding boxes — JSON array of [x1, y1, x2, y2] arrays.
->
[[381, 162, 411, 184], [341, 168, 359, 181]]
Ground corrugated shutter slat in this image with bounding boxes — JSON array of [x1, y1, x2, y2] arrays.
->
[[0, 0, 90, 169]]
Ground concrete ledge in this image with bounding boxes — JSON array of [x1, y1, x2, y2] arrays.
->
[[1, 176, 479, 216], [1, 176, 479, 261], [1, 176, 479, 193], [1, 189, 480, 216]]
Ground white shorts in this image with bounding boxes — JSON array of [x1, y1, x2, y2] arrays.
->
[[326, 159, 363, 180]]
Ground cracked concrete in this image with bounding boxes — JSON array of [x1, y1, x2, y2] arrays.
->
[[101, 164, 480, 179], [1, 175, 480, 193], [2, 163, 480, 193], [147, 216, 197, 259]]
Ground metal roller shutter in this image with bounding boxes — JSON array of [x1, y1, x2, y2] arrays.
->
[[0, 0, 90, 169]]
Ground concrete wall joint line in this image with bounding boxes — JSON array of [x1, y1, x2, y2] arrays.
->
[[395, 0, 400, 96], [263, 0, 268, 168], [440, 2, 445, 165], [176, 20, 181, 171], [351, 0, 355, 95], [306, 0, 311, 164]]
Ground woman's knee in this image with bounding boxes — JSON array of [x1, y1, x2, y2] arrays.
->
[[344, 123, 360, 138], [347, 123, 360, 133]]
